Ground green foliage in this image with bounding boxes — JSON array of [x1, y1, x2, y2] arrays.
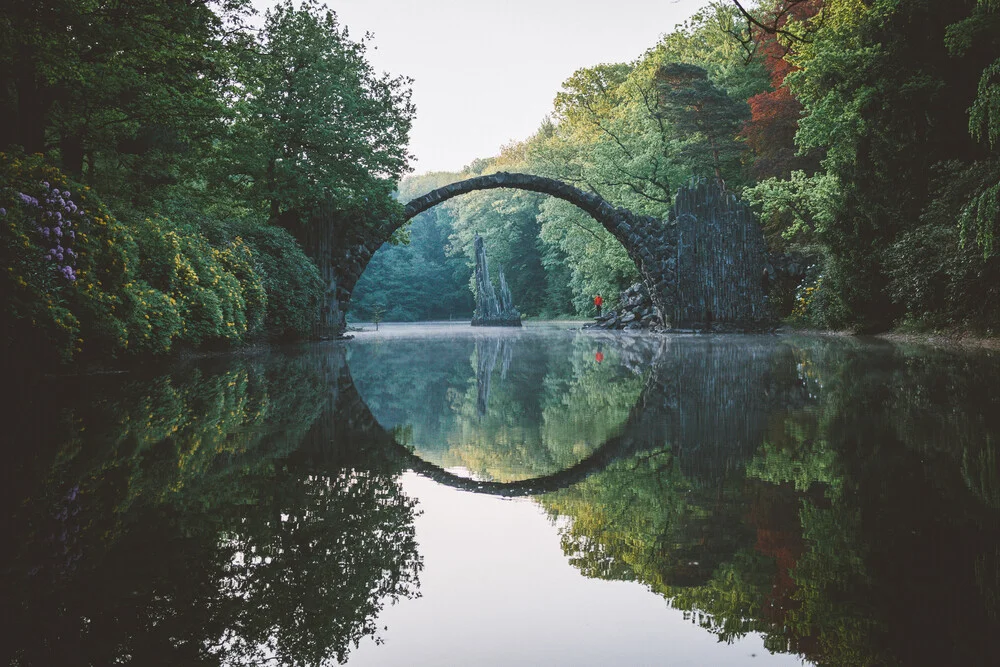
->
[[2, 0, 411, 353], [5, 352, 422, 665], [745, 0, 1000, 330], [193, 214, 323, 339], [447, 187, 553, 317], [0, 154, 322, 367], [969, 59, 1000, 148], [887, 161, 1000, 332], [1, 152, 134, 363], [655, 62, 750, 184], [127, 215, 261, 348], [0, 0, 250, 199], [538, 198, 639, 314], [224, 0, 414, 225], [744, 170, 840, 247]]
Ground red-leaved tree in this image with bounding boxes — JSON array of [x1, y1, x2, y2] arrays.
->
[[740, 1, 825, 180]]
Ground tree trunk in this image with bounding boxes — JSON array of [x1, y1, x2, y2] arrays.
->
[[60, 134, 84, 177], [280, 204, 345, 338], [13, 46, 48, 154]]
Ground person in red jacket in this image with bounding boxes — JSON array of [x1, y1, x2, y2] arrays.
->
[[594, 294, 603, 317]]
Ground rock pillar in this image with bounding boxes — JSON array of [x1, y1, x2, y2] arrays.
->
[[471, 235, 522, 327]]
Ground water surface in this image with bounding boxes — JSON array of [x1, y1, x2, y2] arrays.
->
[[3, 323, 999, 666]]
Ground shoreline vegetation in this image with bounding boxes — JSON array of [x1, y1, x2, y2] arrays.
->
[[3, 1, 999, 372]]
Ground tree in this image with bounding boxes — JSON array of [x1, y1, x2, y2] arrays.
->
[[227, 0, 415, 332], [655, 63, 750, 185], [371, 303, 385, 330], [738, 1, 825, 181], [948, 0, 1000, 258], [0, 0, 250, 203]]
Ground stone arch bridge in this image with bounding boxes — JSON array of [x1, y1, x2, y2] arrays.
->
[[328, 173, 768, 332]]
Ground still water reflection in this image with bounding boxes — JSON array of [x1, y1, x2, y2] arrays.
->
[[3, 323, 999, 666]]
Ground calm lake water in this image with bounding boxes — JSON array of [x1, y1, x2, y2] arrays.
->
[[3, 322, 999, 666]]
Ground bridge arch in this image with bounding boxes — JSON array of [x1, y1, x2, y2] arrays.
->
[[333, 173, 770, 333], [336, 172, 678, 327]]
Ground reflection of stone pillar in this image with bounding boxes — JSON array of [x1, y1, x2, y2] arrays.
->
[[471, 235, 522, 327], [664, 340, 780, 480], [475, 338, 512, 416]]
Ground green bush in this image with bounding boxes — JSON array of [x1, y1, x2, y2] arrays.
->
[[786, 259, 850, 330], [886, 222, 1000, 333], [129, 215, 267, 348], [1, 153, 321, 369], [0, 152, 132, 365], [197, 217, 323, 339]]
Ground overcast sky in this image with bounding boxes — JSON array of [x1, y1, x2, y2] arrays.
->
[[250, 1, 708, 175]]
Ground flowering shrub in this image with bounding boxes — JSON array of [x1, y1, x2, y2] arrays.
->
[[198, 218, 323, 339], [1, 155, 87, 364], [129, 216, 267, 348], [15, 184, 84, 280], [1, 153, 319, 368], [791, 274, 823, 322], [787, 261, 851, 329]]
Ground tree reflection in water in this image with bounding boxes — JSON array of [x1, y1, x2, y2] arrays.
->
[[342, 332, 1000, 667], [4, 334, 1000, 666], [534, 337, 1000, 666], [2, 348, 421, 666]]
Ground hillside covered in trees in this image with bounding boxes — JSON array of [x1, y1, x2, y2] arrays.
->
[[356, 0, 1000, 333]]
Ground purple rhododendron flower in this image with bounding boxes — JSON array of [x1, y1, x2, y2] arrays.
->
[[0, 208, 6, 216], [62, 190, 70, 198]]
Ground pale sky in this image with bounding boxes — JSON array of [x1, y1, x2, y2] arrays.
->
[[250, 0, 708, 174]]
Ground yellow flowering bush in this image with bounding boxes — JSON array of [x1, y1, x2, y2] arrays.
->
[[130, 216, 266, 347]]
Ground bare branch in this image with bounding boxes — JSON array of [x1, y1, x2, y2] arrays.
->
[[730, 0, 814, 43]]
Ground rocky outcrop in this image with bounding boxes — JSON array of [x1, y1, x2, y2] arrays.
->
[[585, 282, 664, 332], [471, 235, 521, 327]]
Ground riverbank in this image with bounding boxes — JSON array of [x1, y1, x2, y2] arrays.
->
[[1, 154, 325, 373]]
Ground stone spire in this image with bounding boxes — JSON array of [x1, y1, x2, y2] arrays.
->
[[471, 234, 521, 327]]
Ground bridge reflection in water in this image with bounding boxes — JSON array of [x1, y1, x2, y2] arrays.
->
[[297, 334, 806, 497]]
